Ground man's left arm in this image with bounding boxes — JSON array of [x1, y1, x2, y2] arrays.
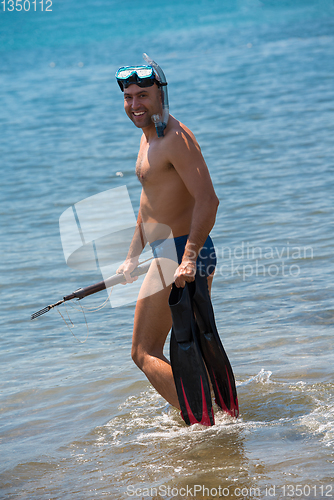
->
[[168, 128, 219, 287]]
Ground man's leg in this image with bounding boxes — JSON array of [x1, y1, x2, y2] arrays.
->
[[131, 282, 180, 409]]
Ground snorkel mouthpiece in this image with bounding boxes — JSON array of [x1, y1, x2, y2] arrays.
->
[[152, 114, 166, 138], [143, 53, 169, 138]]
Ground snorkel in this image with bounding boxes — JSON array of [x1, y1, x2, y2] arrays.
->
[[142, 53, 169, 138]]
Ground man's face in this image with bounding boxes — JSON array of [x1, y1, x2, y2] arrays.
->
[[123, 83, 162, 130]]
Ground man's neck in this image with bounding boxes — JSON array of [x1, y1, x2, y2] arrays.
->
[[141, 122, 159, 142]]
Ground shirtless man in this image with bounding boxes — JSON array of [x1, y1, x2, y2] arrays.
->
[[115, 60, 219, 410]]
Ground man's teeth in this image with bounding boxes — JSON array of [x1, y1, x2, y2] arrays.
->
[[134, 112, 145, 116]]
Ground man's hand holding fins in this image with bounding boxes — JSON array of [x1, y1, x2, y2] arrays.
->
[[174, 259, 196, 288]]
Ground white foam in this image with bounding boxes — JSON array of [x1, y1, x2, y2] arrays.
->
[[237, 368, 273, 387], [299, 402, 334, 447]]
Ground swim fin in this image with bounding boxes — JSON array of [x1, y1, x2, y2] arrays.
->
[[190, 273, 239, 418], [169, 282, 215, 426]]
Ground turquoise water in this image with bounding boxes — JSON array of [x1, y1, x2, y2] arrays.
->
[[1, 1, 334, 498]]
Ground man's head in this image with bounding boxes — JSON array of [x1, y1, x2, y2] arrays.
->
[[116, 57, 169, 137]]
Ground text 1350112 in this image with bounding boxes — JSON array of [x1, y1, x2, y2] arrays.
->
[[1, 0, 52, 11]]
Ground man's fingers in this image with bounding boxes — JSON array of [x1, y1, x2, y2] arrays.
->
[[123, 272, 133, 284], [174, 277, 185, 288], [174, 261, 196, 287], [122, 271, 139, 284], [117, 259, 140, 285], [174, 270, 195, 288]]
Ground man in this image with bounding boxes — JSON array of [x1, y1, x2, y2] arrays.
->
[[115, 58, 219, 411]]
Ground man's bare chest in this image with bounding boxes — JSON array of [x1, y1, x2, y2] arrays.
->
[[135, 148, 149, 181], [136, 144, 172, 183]]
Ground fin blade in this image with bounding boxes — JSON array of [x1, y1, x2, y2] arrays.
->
[[171, 330, 214, 426], [180, 377, 214, 426], [192, 274, 239, 418], [169, 282, 214, 427]]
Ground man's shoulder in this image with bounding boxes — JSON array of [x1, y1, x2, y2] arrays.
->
[[164, 116, 198, 148]]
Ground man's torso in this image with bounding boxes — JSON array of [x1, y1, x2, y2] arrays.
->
[[137, 117, 195, 242]]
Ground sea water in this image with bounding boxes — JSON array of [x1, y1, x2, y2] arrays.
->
[[0, 0, 333, 498]]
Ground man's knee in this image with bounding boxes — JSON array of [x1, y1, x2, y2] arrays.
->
[[131, 339, 145, 368], [131, 335, 164, 371]]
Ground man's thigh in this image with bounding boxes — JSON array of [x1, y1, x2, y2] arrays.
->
[[133, 283, 173, 354]]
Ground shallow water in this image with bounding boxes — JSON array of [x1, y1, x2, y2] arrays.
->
[[1, 1, 334, 498]]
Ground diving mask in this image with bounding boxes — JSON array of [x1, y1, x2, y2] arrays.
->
[[116, 65, 164, 91]]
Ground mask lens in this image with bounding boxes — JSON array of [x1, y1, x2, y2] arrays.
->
[[117, 68, 133, 79], [136, 67, 154, 78]]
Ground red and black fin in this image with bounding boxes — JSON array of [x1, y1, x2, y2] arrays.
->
[[169, 283, 215, 426], [190, 274, 239, 418]]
